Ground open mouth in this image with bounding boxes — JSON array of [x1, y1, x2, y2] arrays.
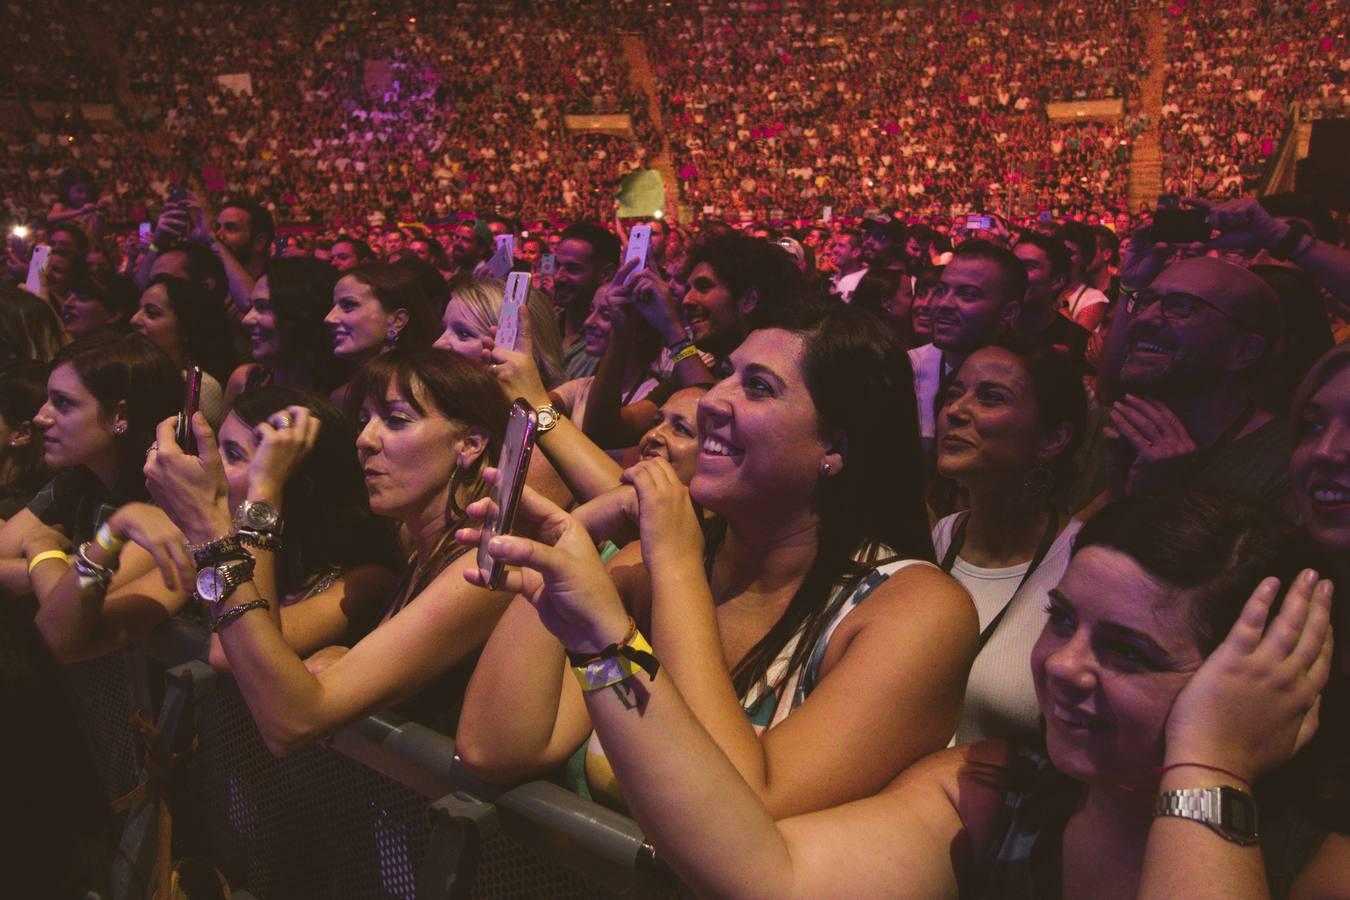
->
[[1309, 479, 1350, 511], [700, 435, 743, 460], [1130, 339, 1170, 356]]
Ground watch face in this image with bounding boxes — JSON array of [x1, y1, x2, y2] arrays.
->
[[537, 407, 558, 429], [244, 502, 277, 529], [196, 567, 224, 603]]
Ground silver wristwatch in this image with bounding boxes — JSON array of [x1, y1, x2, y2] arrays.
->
[[1154, 785, 1258, 846], [196, 556, 256, 607], [233, 499, 281, 534]]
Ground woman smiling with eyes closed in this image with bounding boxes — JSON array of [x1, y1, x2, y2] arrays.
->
[[458, 304, 976, 819]]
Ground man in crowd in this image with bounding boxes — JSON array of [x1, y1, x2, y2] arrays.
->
[[329, 235, 376, 273], [909, 239, 1025, 451], [553, 222, 620, 379], [1104, 256, 1289, 506], [448, 220, 493, 283], [1055, 221, 1110, 331], [828, 229, 866, 302], [141, 193, 271, 319], [1012, 233, 1090, 363]]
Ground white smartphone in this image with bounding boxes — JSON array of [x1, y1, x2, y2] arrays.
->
[[622, 224, 651, 285], [488, 234, 515, 278], [25, 245, 51, 295], [496, 272, 530, 353], [477, 400, 538, 589], [139, 222, 153, 244], [822, 206, 833, 223]]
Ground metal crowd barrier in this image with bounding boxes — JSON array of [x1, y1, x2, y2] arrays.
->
[[62, 617, 679, 899]]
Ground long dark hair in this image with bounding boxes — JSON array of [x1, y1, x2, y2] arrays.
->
[[0, 362, 53, 497], [260, 257, 348, 393], [349, 349, 508, 588], [146, 275, 236, 383], [53, 334, 180, 500], [0, 285, 63, 368], [725, 303, 934, 699], [231, 386, 400, 597]]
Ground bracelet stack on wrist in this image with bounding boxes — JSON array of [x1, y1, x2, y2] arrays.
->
[[669, 339, 702, 366], [73, 543, 117, 589], [210, 598, 270, 633], [95, 522, 127, 556], [567, 617, 661, 692]]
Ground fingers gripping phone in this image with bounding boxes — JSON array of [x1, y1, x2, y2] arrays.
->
[[496, 272, 530, 353], [477, 400, 538, 589], [177, 365, 203, 455], [622, 224, 651, 285]]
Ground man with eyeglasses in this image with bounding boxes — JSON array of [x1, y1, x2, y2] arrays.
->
[[1105, 256, 1290, 506]]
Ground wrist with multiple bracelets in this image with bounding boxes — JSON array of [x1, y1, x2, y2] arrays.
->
[[193, 500, 282, 632], [668, 337, 702, 366], [566, 616, 661, 692]]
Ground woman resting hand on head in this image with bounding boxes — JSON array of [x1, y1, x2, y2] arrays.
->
[[473, 489, 1340, 899], [457, 304, 978, 820], [143, 349, 516, 752]]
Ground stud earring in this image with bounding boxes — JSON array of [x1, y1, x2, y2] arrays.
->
[[820, 461, 832, 475], [114, 423, 127, 436]]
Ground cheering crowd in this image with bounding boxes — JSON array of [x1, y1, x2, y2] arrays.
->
[[3, 1, 1350, 897]]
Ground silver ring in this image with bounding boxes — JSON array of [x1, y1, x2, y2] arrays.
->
[[272, 413, 295, 430]]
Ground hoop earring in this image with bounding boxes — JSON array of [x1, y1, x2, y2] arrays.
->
[[1023, 465, 1055, 497]]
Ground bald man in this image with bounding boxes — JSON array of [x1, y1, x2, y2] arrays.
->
[[1104, 256, 1291, 506]]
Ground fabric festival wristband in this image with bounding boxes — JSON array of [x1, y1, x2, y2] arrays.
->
[[28, 550, 71, 574], [570, 628, 660, 692], [95, 522, 127, 555], [670, 343, 702, 365]]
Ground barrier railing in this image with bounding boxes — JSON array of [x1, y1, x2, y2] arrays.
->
[[67, 617, 679, 899]]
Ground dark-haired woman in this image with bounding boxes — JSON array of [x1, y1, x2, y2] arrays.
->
[[324, 262, 437, 406], [934, 341, 1087, 744], [60, 271, 139, 340], [0, 284, 64, 369], [477, 488, 1339, 898], [2, 335, 179, 598], [852, 268, 917, 348], [35, 387, 400, 664], [225, 257, 347, 410], [0, 363, 52, 519], [457, 305, 976, 818], [131, 275, 236, 427], [144, 349, 515, 751]]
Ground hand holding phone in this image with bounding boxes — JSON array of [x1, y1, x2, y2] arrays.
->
[[477, 400, 538, 589], [496, 272, 530, 353], [621, 224, 651, 286], [177, 366, 203, 455], [539, 253, 557, 277], [25, 245, 51, 296]]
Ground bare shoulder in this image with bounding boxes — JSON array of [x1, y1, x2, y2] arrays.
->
[[840, 561, 977, 637]]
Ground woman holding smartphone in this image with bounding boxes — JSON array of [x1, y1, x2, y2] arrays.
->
[[142, 349, 517, 748], [35, 386, 400, 665], [457, 304, 977, 819]]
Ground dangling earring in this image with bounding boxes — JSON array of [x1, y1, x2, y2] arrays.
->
[[385, 327, 400, 347], [113, 422, 127, 436], [1023, 465, 1055, 497]]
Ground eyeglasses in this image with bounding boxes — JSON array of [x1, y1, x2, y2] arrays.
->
[[1125, 289, 1251, 330]]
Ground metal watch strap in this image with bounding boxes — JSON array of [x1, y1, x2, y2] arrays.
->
[[1154, 786, 1259, 846]]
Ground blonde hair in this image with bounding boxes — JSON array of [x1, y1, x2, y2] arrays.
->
[[451, 278, 566, 388]]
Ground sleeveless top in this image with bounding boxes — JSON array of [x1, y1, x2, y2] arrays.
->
[[568, 558, 936, 811]]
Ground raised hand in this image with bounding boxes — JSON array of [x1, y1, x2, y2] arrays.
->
[[1106, 394, 1199, 496], [1163, 570, 1335, 782], [456, 470, 631, 655], [144, 413, 232, 543], [481, 302, 550, 408], [248, 405, 321, 500]]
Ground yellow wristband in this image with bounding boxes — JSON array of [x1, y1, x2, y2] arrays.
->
[[670, 343, 702, 365], [570, 629, 658, 692], [96, 522, 127, 555], [28, 550, 71, 575]]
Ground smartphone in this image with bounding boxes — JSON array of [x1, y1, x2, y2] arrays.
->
[[967, 215, 993, 231], [539, 253, 556, 277], [822, 206, 832, 223], [139, 222, 153, 244], [1038, 210, 1053, 224], [176, 365, 203, 455], [167, 184, 189, 204], [622, 224, 651, 285], [25, 244, 50, 295], [1152, 207, 1210, 244], [477, 400, 538, 589], [488, 234, 515, 278], [496, 272, 530, 353]]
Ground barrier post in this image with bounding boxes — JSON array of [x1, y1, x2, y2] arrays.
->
[[417, 790, 501, 899]]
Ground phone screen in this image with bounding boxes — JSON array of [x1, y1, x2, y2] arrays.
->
[[539, 253, 557, 277], [477, 400, 538, 588], [967, 215, 993, 231]]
